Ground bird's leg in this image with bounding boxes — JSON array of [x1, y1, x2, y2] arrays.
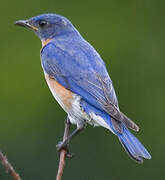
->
[[56, 121, 84, 155], [57, 117, 72, 158]]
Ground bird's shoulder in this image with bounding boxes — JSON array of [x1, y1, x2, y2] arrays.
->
[[41, 37, 109, 78]]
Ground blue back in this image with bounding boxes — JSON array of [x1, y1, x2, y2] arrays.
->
[[41, 32, 119, 112]]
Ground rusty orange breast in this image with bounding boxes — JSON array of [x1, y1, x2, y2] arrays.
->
[[44, 73, 73, 110]]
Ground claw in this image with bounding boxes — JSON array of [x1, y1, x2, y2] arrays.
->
[[56, 141, 74, 159], [56, 141, 64, 151], [66, 152, 74, 159]]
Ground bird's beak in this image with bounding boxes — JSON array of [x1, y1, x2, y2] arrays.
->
[[14, 20, 38, 31]]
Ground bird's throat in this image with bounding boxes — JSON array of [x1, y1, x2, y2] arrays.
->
[[42, 38, 52, 47]]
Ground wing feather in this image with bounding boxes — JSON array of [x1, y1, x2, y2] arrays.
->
[[41, 42, 139, 132]]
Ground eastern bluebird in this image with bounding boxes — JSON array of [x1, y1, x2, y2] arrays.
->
[[15, 13, 151, 163]]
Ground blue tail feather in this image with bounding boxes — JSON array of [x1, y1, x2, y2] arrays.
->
[[80, 100, 151, 163], [118, 126, 151, 163]]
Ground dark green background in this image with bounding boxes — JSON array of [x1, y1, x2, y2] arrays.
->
[[0, 0, 164, 179]]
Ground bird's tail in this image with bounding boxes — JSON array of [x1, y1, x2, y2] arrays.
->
[[117, 126, 151, 163]]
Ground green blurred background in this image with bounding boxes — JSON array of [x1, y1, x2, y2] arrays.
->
[[0, 0, 164, 179]]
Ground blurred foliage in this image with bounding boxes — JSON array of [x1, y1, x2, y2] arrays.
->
[[0, 0, 164, 179]]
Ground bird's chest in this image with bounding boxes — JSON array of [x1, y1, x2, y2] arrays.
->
[[44, 72, 73, 112], [44, 72, 92, 126]]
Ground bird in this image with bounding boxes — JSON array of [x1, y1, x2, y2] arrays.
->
[[15, 13, 151, 163]]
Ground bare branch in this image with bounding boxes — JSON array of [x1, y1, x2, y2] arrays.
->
[[0, 151, 21, 180], [56, 118, 71, 180]]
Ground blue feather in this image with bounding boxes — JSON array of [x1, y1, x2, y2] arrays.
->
[[81, 99, 151, 163], [41, 37, 118, 112], [42, 40, 151, 163], [118, 126, 151, 163]]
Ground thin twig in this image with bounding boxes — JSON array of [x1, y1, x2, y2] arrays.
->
[[0, 151, 21, 180], [56, 118, 71, 180]]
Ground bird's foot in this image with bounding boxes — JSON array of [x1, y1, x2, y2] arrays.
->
[[56, 141, 74, 159], [56, 140, 67, 151]]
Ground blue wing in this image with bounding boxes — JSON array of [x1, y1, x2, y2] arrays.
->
[[41, 39, 138, 132]]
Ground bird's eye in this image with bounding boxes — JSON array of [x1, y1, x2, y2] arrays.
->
[[38, 20, 48, 27]]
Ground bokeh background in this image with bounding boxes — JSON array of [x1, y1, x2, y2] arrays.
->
[[0, 0, 164, 179]]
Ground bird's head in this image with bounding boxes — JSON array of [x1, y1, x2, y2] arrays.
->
[[15, 14, 76, 45]]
